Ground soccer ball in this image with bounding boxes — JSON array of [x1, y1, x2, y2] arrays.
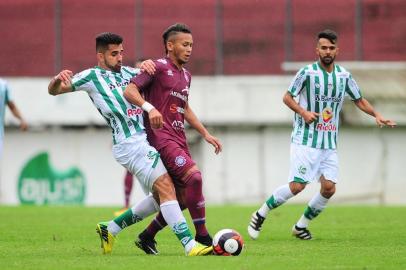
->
[[212, 229, 244, 256]]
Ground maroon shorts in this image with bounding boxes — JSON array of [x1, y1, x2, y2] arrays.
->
[[158, 141, 196, 187]]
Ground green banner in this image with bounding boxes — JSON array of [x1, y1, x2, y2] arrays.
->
[[17, 152, 86, 205]]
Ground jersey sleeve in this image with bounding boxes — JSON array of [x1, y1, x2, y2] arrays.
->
[[345, 74, 362, 101], [71, 69, 93, 92], [130, 62, 160, 92], [288, 67, 307, 97]]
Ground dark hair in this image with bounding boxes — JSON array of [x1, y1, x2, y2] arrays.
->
[[96, 32, 123, 52], [317, 29, 338, 44], [162, 23, 192, 54]]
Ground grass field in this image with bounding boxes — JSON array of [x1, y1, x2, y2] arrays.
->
[[1, 205, 405, 270]]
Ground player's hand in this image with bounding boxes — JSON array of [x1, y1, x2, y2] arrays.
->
[[302, 111, 319, 124], [140, 60, 156, 75], [204, 134, 222, 154], [55, 70, 73, 84], [149, 108, 164, 129], [376, 114, 396, 128], [20, 120, 28, 131]]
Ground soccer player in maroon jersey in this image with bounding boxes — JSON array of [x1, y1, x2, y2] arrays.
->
[[124, 23, 222, 254]]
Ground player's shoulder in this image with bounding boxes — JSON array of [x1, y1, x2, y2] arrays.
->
[[335, 63, 351, 78], [154, 58, 170, 70], [75, 67, 95, 77], [121, 66, 140, 77], [297, 63, 314, 75]]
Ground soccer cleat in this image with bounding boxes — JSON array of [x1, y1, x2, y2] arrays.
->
[[96, 222, 115, 254], [292, 225, 312, 240], [134, 231, 159, 255], [187, 242, 213, 256], [113, 207, 128, 217], [247, 211, 266, 240], [195, 234, 213, 246]]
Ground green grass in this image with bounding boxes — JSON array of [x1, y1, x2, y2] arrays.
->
[[0, 205, 405, 270]]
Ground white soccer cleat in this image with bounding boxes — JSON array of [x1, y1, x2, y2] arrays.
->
[[247, 211, 266, 240]]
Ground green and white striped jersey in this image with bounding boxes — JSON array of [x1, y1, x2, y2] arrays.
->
[[71, 66, 144, 144], [288, 62, 362, 149]]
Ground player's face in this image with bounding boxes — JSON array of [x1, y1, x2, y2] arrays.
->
[[169, 33, 193, 65], [99, 44, 123, 72], [316, 38, 339, 66]]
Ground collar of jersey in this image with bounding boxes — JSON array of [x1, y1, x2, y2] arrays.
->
[[165, 57, 184, 71], [94, 66, 122, 75]]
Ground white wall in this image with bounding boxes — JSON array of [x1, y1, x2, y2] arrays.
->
[[1, 76, 405, 205], [1, 126, 405, 206]]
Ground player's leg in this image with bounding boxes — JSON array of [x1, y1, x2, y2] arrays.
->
[[248, 182, 303, 239], [145, 144, 212, 244], [248, 143, 315, 240], [114, 169, 134, 217], [96, 194, 159, 254], [124, 169, 133, 208], [135, 186, 187, 254], [182, 166, 212, 245], [293, 149, 338, 240], [152, 172, 212, 256]]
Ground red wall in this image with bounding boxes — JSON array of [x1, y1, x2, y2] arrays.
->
[[0, 0, 405, 76]]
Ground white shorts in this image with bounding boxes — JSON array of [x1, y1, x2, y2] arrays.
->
[[112, 134, 167, 194], [288, 143, 339, 184]]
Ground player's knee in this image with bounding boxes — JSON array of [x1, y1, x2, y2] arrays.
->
[[321, 185, 336, 198], [186, 171, 203, 190], [153, 173, 176, 202], [289, 182, 306, 195]]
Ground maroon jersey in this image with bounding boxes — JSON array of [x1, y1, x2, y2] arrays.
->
[[130, 57, 191, 151]]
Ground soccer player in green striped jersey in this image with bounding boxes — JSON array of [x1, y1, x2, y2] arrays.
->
[[248, 29, 396, 240], [48, 32, 212, 256], [0, 78, 28, 157]]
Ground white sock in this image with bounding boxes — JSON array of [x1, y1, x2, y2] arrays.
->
[[131, 194, 159, 218], [108, 195, 159, 236], [296, 193, 329, 228], [160, 200, 194, 253], [107, 221, 122, 236], [258, 184, 294, 218], [296, 215, 311, 228]]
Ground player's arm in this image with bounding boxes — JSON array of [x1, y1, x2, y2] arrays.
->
[[184, 103, 222, 154], [354, 98, 396, 128], [123, 83, 164, 129], [7, 101, 28, 131], [48, 70, 74, 96], [283, 92, 319, 124]]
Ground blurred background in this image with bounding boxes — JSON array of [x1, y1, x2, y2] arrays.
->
[[1, 0, 405, 206]]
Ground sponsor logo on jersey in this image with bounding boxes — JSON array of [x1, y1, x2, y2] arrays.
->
[[315, 83, 320, 89], [181, 86, 189, 94], [315, 94, 341, 103], [328, 83, 334, 90], [108, 79, 130, 90], [157, 58, 167, 64], [127, 107, 143, 117], [175, 155, 187, 167], [167, 70, 174, 76], [170, 91, 188, 102], [169, 104, 185, 114], [322, 107, 333, 122], [316, 123, 337, 131], [172, 120, 185, 131]]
